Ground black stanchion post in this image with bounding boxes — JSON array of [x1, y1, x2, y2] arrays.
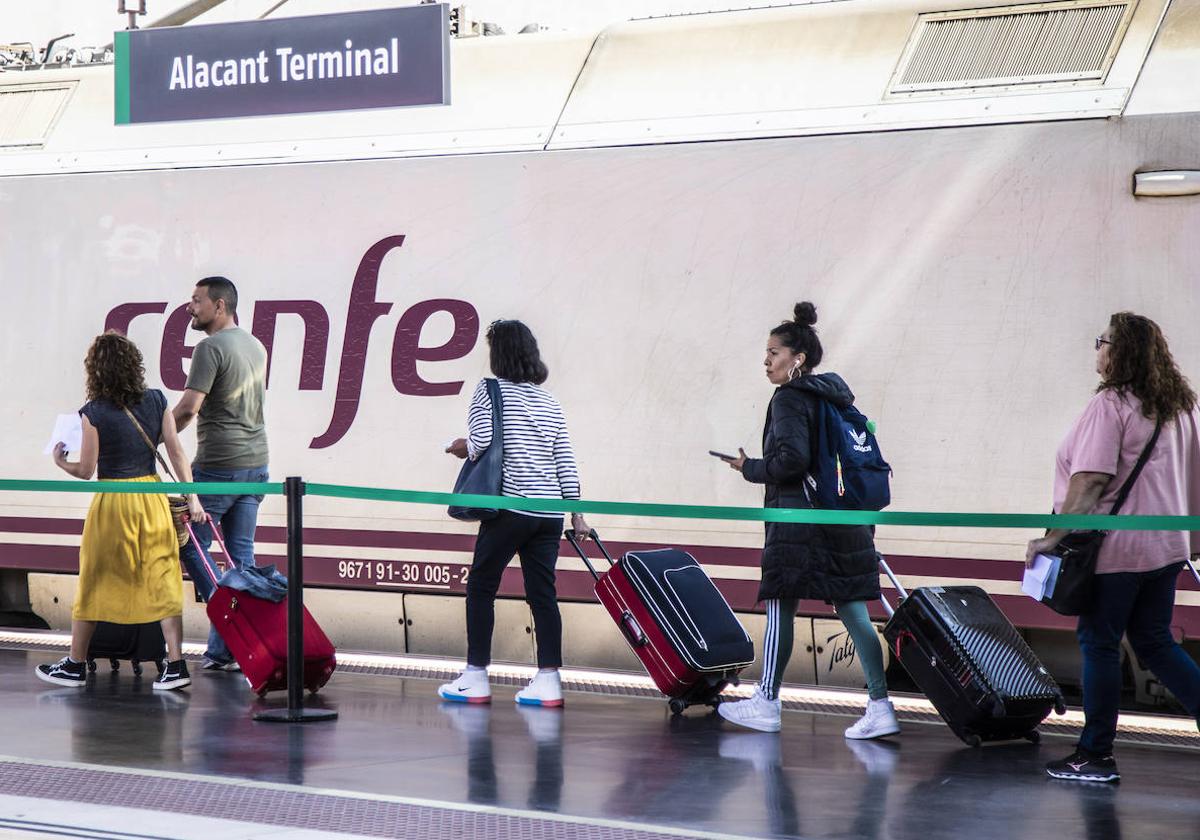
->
[[255, 476, 337, 723]]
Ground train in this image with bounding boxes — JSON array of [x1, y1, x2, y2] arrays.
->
[[2, 0, 1199, 704]]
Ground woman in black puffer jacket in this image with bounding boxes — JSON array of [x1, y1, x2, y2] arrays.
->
[[717, 302, 898, 738]]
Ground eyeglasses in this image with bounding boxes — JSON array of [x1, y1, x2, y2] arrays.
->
[[1095, 336, 1113, 350]]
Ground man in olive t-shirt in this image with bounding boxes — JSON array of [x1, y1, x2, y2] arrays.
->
[[173, 276, 270, 670]]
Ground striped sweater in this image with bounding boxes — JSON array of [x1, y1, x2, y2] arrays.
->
[[466, 378, 580, 518]]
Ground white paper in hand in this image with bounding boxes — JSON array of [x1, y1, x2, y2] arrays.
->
[[1021, 553, 1062, 601], [44, 413, 82, 457]]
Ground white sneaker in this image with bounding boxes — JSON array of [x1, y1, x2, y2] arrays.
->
[[718, 690, 782, 733], [515, 670, 563, 707], [438, 668, 491, 704], [844, 698, 900, 740]]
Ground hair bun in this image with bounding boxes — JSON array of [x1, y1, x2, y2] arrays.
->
[[793, 301, 818, 328]]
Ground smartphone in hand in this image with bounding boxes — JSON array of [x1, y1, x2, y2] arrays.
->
[[708, 450, 736, 460]]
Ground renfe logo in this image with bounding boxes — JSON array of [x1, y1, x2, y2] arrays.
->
[[103, 235, 479, 449]]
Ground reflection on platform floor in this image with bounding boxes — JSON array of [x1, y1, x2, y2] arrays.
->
[[1, 648, 1198, 840]]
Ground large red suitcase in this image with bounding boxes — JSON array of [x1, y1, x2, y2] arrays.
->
[[565, 529, 754, 715], [187, 520, 336, 696]]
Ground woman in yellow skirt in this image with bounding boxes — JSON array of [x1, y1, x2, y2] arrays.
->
[[37, 332, 205, 691]]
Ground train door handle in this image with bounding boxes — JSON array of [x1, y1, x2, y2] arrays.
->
[[620, 611, 648, 647]]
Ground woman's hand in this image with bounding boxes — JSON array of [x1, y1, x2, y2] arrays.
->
[[52, 442, 69, 469], [446, 438, 468, 459], [726, 447, 748, 472], [187, 496, 208, 525], [1025, 535, 1061, 567], [570, 512, 590, 540]]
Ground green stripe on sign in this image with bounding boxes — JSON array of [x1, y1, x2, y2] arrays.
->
[[114, 30, 130, 124]]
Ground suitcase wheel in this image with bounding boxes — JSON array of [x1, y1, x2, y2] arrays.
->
[[109, 658, 120, 672], [1024, 730, 1041, 744], [668, 698, 687, 717], [131, 661, 143, 676], [963, 733, 982, 748], [1054, 697, 1067, 716], [86, 659, 97, 673]]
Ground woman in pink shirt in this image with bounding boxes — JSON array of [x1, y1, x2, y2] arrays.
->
[[1026, 312, 1200, 783]]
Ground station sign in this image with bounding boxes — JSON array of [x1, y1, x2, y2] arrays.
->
[[114, 5, 450, 124]]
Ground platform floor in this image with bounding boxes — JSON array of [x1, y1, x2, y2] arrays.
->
[[1, 646, 1199, 840]]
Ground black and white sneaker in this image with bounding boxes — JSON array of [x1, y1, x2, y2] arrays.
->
[[36, 657, 86, 687], [201, 657, 241, 672], [1045, 750, 1120, 783], [154, 659, 192, 691]]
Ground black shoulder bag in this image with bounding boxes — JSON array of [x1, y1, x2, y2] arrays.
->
[[448, 379, 504, 521], [1042, 419, 1162, 616]]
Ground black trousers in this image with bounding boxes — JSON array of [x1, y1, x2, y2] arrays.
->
[[466, 511, 564, 668]]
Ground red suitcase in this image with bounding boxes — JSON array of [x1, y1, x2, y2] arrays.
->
[[187, 521, 336, 695], [565, 530, 754, 715]]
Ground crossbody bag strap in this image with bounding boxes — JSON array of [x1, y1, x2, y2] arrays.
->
[[484, 378, 503, 447], [1108, 418, 1163, 516], [121, 405, 178, 483]]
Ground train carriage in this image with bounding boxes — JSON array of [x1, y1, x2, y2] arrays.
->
[[2, 0, 1199, 701]]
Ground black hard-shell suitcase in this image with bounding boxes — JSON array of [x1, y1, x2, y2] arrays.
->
[[878, 555, 1065, 746], [86, 621, 166, 677]]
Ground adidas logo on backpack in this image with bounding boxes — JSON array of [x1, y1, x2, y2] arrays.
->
[[811, 401, 892, 511]]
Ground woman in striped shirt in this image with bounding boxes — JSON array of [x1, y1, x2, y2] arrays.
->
[[439, 320, 589, 707]]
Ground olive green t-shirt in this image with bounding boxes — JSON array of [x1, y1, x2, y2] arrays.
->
[[185, 327, 269, 469]]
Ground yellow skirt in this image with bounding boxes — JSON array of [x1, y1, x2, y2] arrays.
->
[[73, 475, 183, 623]]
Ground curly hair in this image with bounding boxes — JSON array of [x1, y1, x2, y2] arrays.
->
[[85, 331, 147, 408], [1100, 312, 1196, 420]]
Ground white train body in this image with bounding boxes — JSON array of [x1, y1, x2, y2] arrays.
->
[[2, 0, 1198, 689]]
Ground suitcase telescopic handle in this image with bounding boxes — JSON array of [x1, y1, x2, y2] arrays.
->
[[877, 552, 909, 618], [563, 528, 615, 582], [182, 516, 233, 587], [1186, 556, 1200, 589]]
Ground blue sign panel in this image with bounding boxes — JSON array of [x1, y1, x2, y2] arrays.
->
[[115, 5, 450, 124]]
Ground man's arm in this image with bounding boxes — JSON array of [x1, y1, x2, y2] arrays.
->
[[173, 389, 206, 432]]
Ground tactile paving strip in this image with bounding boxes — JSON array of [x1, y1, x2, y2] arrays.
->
[[0, 761, 727, 840]]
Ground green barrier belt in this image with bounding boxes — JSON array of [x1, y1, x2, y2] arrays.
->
[[303, 483, 1200, 532], [1, 478, 1196, 531]]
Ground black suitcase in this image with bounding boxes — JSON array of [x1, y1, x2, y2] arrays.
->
[[86, 621, 166, 677], [878, 555, 1065, 746]]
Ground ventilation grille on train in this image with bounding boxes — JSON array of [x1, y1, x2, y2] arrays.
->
[[891, 1, 1133, 94], [0, 83, 75, 149]]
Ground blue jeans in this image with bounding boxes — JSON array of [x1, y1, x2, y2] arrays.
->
[[178, 465, 269, 663], [1077, 562, 1200, 755]]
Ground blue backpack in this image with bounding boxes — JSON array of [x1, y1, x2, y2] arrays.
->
[[808, 400, 892, 511]]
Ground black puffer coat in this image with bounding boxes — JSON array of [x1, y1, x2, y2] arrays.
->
[[741, 372, 880, 603]]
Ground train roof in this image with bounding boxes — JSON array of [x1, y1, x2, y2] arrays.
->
[[1, 0, 1198, 176]]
